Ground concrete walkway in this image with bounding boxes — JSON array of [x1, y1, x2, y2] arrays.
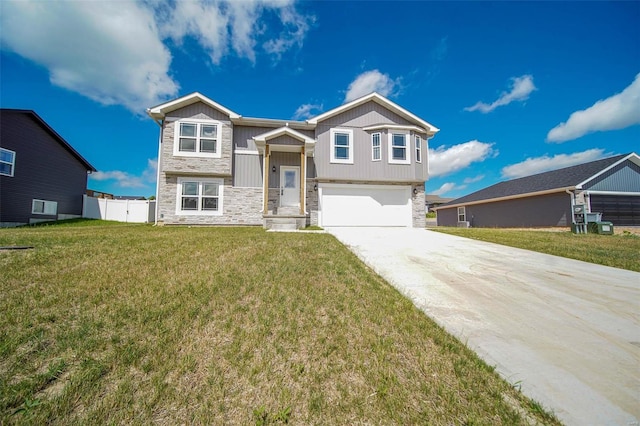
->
[[328, 227, 640, 426]]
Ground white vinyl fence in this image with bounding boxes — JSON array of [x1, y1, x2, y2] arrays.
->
[[83, 195, 155, 223]]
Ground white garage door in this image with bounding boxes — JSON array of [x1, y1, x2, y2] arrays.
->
[[319, 184, 412, 227]]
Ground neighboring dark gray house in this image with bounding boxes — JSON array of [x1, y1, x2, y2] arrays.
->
[[435, 153, 640, 228], [147, 92, 439, 229], [425, 194, 454, 212], [0, 109, 96, 227]]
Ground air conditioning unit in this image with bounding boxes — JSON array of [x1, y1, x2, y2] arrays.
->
[[457, 221, 470, 228]]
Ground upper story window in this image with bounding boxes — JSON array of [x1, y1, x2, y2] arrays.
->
[[415, 135, 422, 163], [388, 132, 410, 164], [330, 128, 353, 164], [0, 148, 16, 177], [174, 120, 221, 158], [371, 133, 381, 161], [176, 177, 223, 216]]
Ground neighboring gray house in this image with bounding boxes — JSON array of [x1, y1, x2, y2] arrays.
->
[[0, 109, 96, 227], [435, 153, 640, 228], [147, 92, 439, 228]]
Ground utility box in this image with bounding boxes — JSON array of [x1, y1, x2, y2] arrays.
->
[[588, 221, 614, 235]]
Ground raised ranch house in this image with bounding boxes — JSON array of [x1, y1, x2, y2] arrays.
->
[[147, 92, 439, 229], [0, 109, 96, 227], [435, 152, 640, 228]]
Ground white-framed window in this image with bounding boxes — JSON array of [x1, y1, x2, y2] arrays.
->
[[330, 128, 353, 164], [388, 132, 410, 164], [0, 148, 16, 177], [371, 133, 381, 161], [32, 199, 57, 215], [415, 135, 422, 163], [458, 207, 466, 222], [176, 177, 223, 215], [173, 120, 221, 158]]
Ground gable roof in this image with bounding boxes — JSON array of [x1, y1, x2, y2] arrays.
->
[[147, 92, 241, 120], [0, 109, 96, 172], [306, 92, 440, 134], [437, 153, 638, 209]]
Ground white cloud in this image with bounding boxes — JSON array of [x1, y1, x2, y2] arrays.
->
[[547, 73, 640, 143], [1, 1, 177, 114], [464, 75, 536, 113], [428, 140, 496, 177], [344, 70, 400, 102], [91, 159, 157, 189], [293, 103, 323, 120], [432, 182, 466, 196], [463, 175, 485, 184], [0, 1, 312, 114], [500, 149, 608, 179]]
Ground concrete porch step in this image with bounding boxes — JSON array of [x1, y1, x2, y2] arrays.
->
[[275, 206, 301, 215], [263, 215, 306, 230]]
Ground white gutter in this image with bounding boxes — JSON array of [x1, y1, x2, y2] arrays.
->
[[584, 191, 640, 196], [152, 118, 163, 225]]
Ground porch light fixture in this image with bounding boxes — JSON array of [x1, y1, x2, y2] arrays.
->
[[313, 184, 317, 191], [272, 166, 276, 173], [413, 188, 418, 195]]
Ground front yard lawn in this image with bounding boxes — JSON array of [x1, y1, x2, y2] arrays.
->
[[433, 227, 640, 272], [1, 221, 559, 424]]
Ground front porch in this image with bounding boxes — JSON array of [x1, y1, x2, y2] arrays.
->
[[253, 126, 316, 230]]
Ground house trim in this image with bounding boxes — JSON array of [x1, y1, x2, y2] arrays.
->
[[363, 124, 429, 133], [329, 128, 354, 164], [388, 131, 411, 165], [307, 92, 439, 134], [148, 92, 240, 120], [175, 177, 224, 216], [0, 147, 16, 177]]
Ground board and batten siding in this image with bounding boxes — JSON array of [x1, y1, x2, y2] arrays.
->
[[0, 111, 89, 225], [233, 153, 262, 188], [314, 101, 429, 182], [233, 125, 315, 151], [583, 159, 640, 192]]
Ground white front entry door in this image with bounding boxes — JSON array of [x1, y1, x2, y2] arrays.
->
[[280, 166, 300, 207]]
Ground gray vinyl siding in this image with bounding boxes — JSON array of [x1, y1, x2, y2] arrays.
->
[[0, 111, 89, 224], [314, 101, 428, 182], [233, 153, 262, 187], [168, 102, 230, 121], [162, 102, 232, 176], [437, 192, 571, 227], [233, 125, 315, 151], [268, 152, 316, 188], [583, 160, 640, 192]]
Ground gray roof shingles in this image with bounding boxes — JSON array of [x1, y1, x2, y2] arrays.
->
[[441, 154, 628, 206]]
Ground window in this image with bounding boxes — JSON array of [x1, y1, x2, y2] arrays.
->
[[458, 207, 466, 222], [371, 133, 381, 161], [174, 120, 221, 157], [330, 128, 353, 164], [176, 178, 223, 215], [0, 148, 16, 177], [388, 132, 410, 164], [32, 199, 57, 215], [415, 135, 422, 163]]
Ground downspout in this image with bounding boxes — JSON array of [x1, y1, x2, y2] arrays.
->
[[152, 117, 163, 226]]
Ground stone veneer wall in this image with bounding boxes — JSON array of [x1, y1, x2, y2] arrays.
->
[[157, 176, 262, 225], [306, 179, 318, 226], [412, 183, 426, 228]]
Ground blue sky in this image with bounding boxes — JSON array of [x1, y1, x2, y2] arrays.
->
[[1, 1, 638, 198]]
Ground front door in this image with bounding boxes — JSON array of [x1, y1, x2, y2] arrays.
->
[[280, 166, 300, 207]]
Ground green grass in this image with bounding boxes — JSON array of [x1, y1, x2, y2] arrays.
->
[[1, 222, 559, 424], [433, 227, 640, 272]]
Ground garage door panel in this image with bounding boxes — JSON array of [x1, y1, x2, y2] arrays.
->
[[320, 184, 411, 227], [590, 195, 640, 226]]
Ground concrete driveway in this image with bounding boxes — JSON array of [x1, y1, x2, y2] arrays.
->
[[328, 227, 640, 426]]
